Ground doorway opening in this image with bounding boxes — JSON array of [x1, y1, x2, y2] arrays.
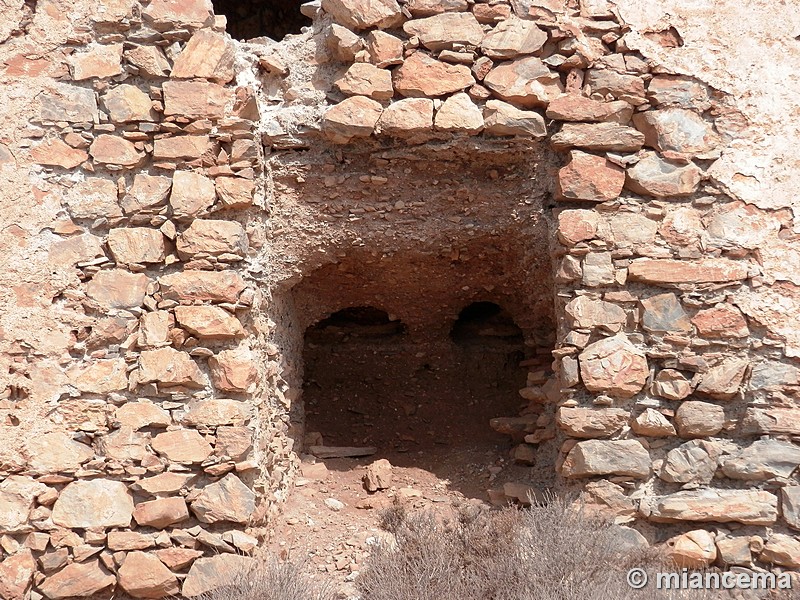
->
[[301, 297, 532, 499], [211, 0, 311, 41]]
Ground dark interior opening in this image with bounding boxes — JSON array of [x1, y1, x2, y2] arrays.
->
[[306, 306, 406, 342], [301, 300, 532, 500], [211, 0, 311, 41], [450, 302, 525, 346]]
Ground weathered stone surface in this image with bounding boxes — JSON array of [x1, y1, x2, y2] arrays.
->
[[481, 15, 546, 58], [321, 0, 403, 30], [551, 122, 645, 152], [49, 233, 104, 268], [640, 292, 691, 333], [209, 345, 258, 393], [366, 30, 403, 67], [565, 296, 626, 333], [182, 554, 256, 597], [108, 530, 155, 551], [89, 134, 145, 167], [748, 360, 800, 391], [191, 474, 255, 524], [696, 358, 748, 400], [579, 334, 648, 398], [435, 92, 483, 133], [142, 0, 214, 30], [674, 401, 725, 438], [782, 487, 800, 529], [96, 427, 151, 462], [376, 98, 434, 136], [482, 99, 545, 137], [67, 358, 128, 394], [116, 401, 171, 430], [153, 135, 210, 161], [652, 369, 692, 401], [125, 45, 171, 78], [743, 407, 800, 436], [557, 150, 625, 202], [631, 408, 676, 437], [63, 178, 121, 219], [156, 547, 204, 570], [159, 270, 246, 302], [721, 440, 800, 481], [151, 429, 213, 463], [138, 310, 171, 348], [69, 44, 123, 80], [644, 489, 778, 525], [118, 551, 180, 598], [0, 477, 47, 534], [546, 94, 632, 123], [633, 108, 718, 155], [38, 560, 115, 599], [215, 426, 253, 461], [705, 201, 780, 250], [26, 433, 94, 474], [137, 472, 196, 496], [562, 439, 650, 478], [625, 152, 702, 197], [556, 407, 628, 438], [692, 305, 749, 338], [582, 252, 615, 286], [659, 206, 704, 247], [581, 479, 637, 522], [760, 534, 800, 568], [107, 227, 166, 265], [484, 56, 563, 107], [394, 52, 474, 97], [181, 399, 251, 427], [138, 348, 205, 388], [172, 30, 235, 83], [585, 69, 646, 104], [51, 480, 134, 529], [102, 85, 154, 122], [122, 174, 172, 213], [647, 75, 709, 109], [557, 209, 599, 245], [660, 440, 721, 484], [716, 536, 752, 567], [163, 80, 233, 119], [322, 96, 383, 142], [403, 12, 484, 52], [406, 0, 467, 16], [334, 63, 394, 100], [215, 177, 255, 208], [628, 258, 748, 285], [608, 212, 659, 247], [174, 306, 244, 340], [667, 530, 717, 568], [176, 219, 248, 259], [0, 549, 35, 600], [30, 139, 87, 169], [40, 84, 98, 123], [169, 170, 216, 219], [133, 497, 190, 528], [364, 458, 393, 492], [327, 23, 363, 61]]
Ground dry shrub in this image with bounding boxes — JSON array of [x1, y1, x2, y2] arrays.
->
[[358, 496, 731, 600], [197, 558, 334, 600]]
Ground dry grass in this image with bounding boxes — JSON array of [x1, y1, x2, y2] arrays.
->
[[357, 497, 746, 600], [196, 558, 334, 600]]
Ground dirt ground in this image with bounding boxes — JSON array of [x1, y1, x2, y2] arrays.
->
[[263, 318, 538, 595]]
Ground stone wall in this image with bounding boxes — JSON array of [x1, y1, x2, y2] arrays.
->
[[0, 0, 799, 597]]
